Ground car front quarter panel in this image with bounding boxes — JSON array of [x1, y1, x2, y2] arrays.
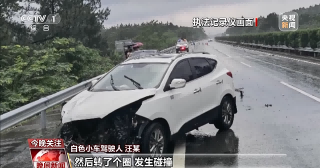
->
[[135, 95, 174, 134], [221, 87, 236, 98]]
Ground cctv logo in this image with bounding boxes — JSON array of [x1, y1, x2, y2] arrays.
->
[[21, 15, 48, 24], [20, 14, 58, 24]]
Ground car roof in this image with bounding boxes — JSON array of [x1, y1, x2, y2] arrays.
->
[[122, 54, 179, 64], [122, 52, 217, 64], [176, 53, 218, 60]]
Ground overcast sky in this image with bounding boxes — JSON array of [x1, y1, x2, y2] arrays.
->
[[102, 0, 319, 35]]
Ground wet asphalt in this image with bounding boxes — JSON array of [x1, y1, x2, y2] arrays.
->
[[1, 41, 320, 168], [0, 109, 62, 168], [182, 41, 320, 168]]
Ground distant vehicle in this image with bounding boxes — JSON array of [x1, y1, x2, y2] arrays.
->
[[114, 39, 144, 59], [208, 39, 213, 42], [176, 41, 189, 53]]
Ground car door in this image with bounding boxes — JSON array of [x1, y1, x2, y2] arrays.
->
[[188, 57, 220, 120], [164, 59, 202, 134], [205, 58, 224, 108]]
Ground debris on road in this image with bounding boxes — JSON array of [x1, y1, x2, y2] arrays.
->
[[235, 88, 244, 99], [246, 106, 251, 110], [265, 104, 272, 107], [235, 88, 244, 92]]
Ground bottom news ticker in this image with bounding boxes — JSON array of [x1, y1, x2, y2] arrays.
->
[[67, 153, 173, 168], [28, 138, 174, 168]]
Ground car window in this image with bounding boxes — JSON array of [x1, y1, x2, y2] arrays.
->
[[189, 58, 212, 78], [206, 58, 217, 71], [169, 59, 193, 82], [91, 63, 169, 91]]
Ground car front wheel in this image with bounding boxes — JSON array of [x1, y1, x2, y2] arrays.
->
[[213, 96, 235, 130], [140, 122, 168, 156]]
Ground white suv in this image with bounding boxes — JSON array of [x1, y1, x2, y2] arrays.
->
[[59, 52, 238, 155]]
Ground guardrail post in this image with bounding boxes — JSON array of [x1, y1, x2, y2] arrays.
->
[[40, 110, 46, 130]]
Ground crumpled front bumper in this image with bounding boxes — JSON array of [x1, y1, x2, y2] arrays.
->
[[59, 114, 150, 152]]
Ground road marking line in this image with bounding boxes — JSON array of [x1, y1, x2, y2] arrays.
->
[[172, 138, 186, 168], [234, 46, 320, 66], [245, 56, 320, 80], [241, 62, 252, 67], [280, 82, 320, 103], [213, 48, 231, 58]]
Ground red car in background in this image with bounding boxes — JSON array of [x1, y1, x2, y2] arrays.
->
[[176, 41, 189, 53]]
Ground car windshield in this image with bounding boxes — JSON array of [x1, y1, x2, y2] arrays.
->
[[91, 63, 169, 91]]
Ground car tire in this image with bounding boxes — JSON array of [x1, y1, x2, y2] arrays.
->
[[176, 50, 179, 53], [140, 122, 169, 156], [213, 96, 235, 130], [187, 49, 189, 52]]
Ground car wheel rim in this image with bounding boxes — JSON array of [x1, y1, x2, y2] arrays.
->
[[149, 129, 164, 157], [222, 101, 233, 125]]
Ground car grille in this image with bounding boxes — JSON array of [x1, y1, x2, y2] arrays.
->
[[71, 118, 101, 137]]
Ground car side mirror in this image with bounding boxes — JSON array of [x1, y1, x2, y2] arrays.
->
[[91, 79, 98, 86], [169, 79, 186, 89]]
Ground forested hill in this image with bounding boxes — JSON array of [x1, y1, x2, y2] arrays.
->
[[292, 4, 320, 15], [225, 3, 320, 35], [0, 0, 207, 114], [102, 21, 207, 55]]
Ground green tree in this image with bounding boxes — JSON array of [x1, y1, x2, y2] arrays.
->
[[0, 44, 74, 113], [26, 0, 110, 51], [0, 38, 115, 113], [0, 0, 31, 46]]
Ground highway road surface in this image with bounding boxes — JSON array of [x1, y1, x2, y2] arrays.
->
[[1, 40, 320, 168], [173, 41, 320, 168]]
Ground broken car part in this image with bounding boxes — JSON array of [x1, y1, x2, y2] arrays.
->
[[59, 96, 153, 153]]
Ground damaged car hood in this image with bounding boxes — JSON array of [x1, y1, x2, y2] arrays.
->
[[61, 89, 157, 123]]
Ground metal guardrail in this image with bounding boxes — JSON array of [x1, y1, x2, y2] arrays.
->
[[0, 45, 184, 131], [216, 40, 320, 54], [159, 46, 175, 53]]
